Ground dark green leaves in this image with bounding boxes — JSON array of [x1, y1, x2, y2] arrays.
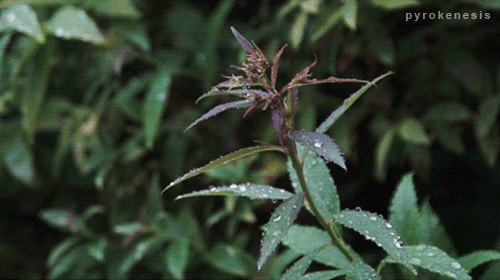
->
[[184, 99, 252, 132], [280, 250, 315, 280], [144, 69, 172, 149], [175, 183, 293, 201], [45, 6, 105, 44], [290, 130, 346, 170], [0, 4, 45, 42]]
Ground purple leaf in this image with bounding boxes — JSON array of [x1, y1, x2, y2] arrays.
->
[[184, 99, 252, 132], [230, 26, 254, 54], [271, 103, 285, 146]]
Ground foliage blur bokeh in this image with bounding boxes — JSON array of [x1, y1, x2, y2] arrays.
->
[[0, 0, 500, 278]]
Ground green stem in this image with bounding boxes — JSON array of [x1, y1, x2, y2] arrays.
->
[[286, 137, 355, 262]]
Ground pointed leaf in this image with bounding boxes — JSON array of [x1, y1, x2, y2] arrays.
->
[[334, 209, 417, 274], [420, 198, 457, 257], [206, 243, 257, 278], [144, 69, 172, 148], [371, 0, 420, 9], [272, 104, 286, 145], [164, 145, 284, 191], [346, 261, 381, 280], [374, 127, 396, 181], [45, 6, 105, 44], [184, 99, 252, 132], [39, 209, 79, 233], [458, 250, 500, 273], [311, 8, 344, 42], [290, 130, 346, 170], [300, 270, 348, 280], [382, 245, 471, 280], [280, 250, 316, 280], [147, 173, 164, 223], [398, 118, 430, 145], [166, 238, 189, 279], [196, 88, 269, 104], [475, 96, 500, 139], [0, 4, 45, 42], [176, 183, 293, 200], [259, 193, 305, 270], [342, 0, 358, 30], [272, 44, 288, 88], [316, 71, 394, 133], [230, 26, 254, 54], [389, 173, 423, 245], [3, 136, 35, 185], [434, 123, 465, 154], [47, 237, 82, 267], [290, 12, 308, 50]]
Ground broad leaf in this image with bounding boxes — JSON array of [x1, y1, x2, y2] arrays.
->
[[175, 183, 293, 200], [290, 130, 346, 170], [382, 245, 471, 280], [280, 250, 316, 280], [0, 4, 45, 42], [334, 209, 417, 274], [144, 69, 172, 149], [164, 145, 284, 191], [206, 243, 257, 278], [184, 99, 252, 132], [389, 173, 423, 245], [346, 261, 381, 280], [458, 250, 500, 272], [316, 71, 394, 133], [398, 118, 430, 145], [259, 193, 305, 270], [45, 6, 105, 44]]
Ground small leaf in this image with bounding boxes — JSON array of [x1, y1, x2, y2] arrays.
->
[[206, 243, 257, 278], [45, 6, 105, 44], [290, 130, 346, 170], [144, 69, 172, 149], [184, 99, 252, 132], [383, 245, 471, 280], [0, 4, 45, 42], [370, 0, 420, 9], [424, 102, 470, 123], [374, 128, 396, 181], [280, 250, 316, 280], [316, 71, 394, 133], [389, 173, 423, 245], [346, 260, 381, 280], [300, 270, 348, 280], [475, 96, 500, 139], [164, 145, 284, 191], [459, 250, 500, 273], [176, 183, 293, 200], [47, 237, 82, 267], [272, 103, 286, 145], [259, 193, 305, 270], [230, 26, 254, 54], [166, 238, 190, 279], [39, 209, 79, 233], [271, 44, 288, 88], [398, 118, 430, 145], [3, 136, 35, 185], [334, 209, 417, 275], [342, 0, 358, 30], [196, 88, 269, 104]]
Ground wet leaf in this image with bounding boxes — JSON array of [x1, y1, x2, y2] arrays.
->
[[45, 6, 105, 44], [299, 270, 348, 280], [144, 69, 172, 149], [290, 130, 346, 170], [334, 209, 417, 275], [398, 118, 430, 145], [459, 250, 500, 273], [206, 243, 257, 277], [316, 71, 393, 133], [0, 4, 45, 42], [345, 261, 380, 280], [196, 88, 269, 104], [280, 250, 315, 280], [164, 145, 284, 191], [176, 183, 293, 201], [259, 193, 305, 270], [184, 99, 252, 132]]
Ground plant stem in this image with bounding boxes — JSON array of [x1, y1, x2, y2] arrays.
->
[[286, 137, 355, 262]]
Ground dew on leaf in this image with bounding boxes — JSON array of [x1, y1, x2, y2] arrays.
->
[[394, 240, 404, 249], [239, 186, 247, 192], [451, 262, 461, 269], [6, 13, 15, 22], [416, 244, 426, 251], [55, 27, 65, 37], [273, 215, 281, 222], [314, 141, 323, 148], [370, 216, 377, 221], [385, 222, 392, 228], [230, 183, 237, 189], [427, 252, 435, 257], [411, 258, 421, 265]]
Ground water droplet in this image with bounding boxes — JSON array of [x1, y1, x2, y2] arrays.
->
[[355, 207, 362, 211], [273, 215, 281, 222], [348, 220, 353, 224], [273, 230, 281, 236], [376, 243, 382, 247], [55, 27, 65, 37], [156, 92, 166, 101], [209, 187, 216, 191], [370, 216, 377, 221], [314, 141, 322, 148], [451, 262, 461, 269], [445, 272, 457, 278], [416, 244, 426, 251], [262, 194, 268, 198], [394, 240, 404, 249], [427, 252, 435, 257], [385, 223, 392, 228], [339, 214, 344, 218], [390, 230, 396, 235], [239, 186, 247, 192], [5, 13, 15, 23], [230, 184, 237, 189], [279, 189, 285, 193], [411, 258, 421, 265]]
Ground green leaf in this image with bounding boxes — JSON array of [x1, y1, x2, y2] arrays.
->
[[288, 144, 341, 221], [290, 130, 346, 170], [39, 209, 80, 233], [113, 22, 150, 51], [434, 123, 465, 155], [147, 173, 164, 223], [346, 261, 381, 280], [166, 238, 189, 279], [119, 236, 168, 274], [3, 136, 35, 185], [47, 237, 82, 267], [176, 183, 293, 201], [113, 222, 143, 235], [280, 250, 316, 280], [164, 145, 284, 191], [383, 245, 472, 280], [311, 8, 343, 42], [290, 11, 308, 49], [342, 0, 357, 30], [48, 243, 94, 279], [459, 250, 500, 273], [425, 102, 471, 123], [475, 96, 500, 139], [282, 225, 352, 269], [300, 270, 348, 280], [259, 193, 305, 271], [178, 208, 206, 251], [389, 173, 423, 245], [269, 249, 302, 279], [206, 243, 257, 278], [420, 198, 457, 257], [0, 4, 45, 43], [144, 69, 172, 149], [316, 71, 393, 133], [477, 127, 499, 166], [443, 49, 486, 94], [374, 128, 396, 181], [370, 0, 420, 9], [83, 0, 141, 18], [398, 118, 430, 145], [334, 209, 417, 274], [45, 6, 105, 44], [0, 0, 70, 8], [87, 238, 106, 262]]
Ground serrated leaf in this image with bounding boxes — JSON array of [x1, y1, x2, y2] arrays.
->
[[176, 183, 293, 200], [196, 88, 269, 104], [206, 243, 257, 277], [290, 130, 346, 170], [346, 261, 381, 280], [420, 198, 457, 257], [288, 145, 341, 221], [389, 173, 423, 245], [230, 26, 254, 54], [371, 0, 420, 9], [259, 193, 305, 270], [424, 102, 470, 123], [280, 250, 316, 280], [144, 69, 172, 148], [45, 6, 105, 44], [475, 96, 500, 139], [0, 4, 45, 42], [459, 250, 500, 272], [342, 0, 357, 30], [383, 245, 471, 280], [282, 225, 352, 269], [316, 71, 393, 133], [398, 118, 430, 145], [184, 99, 252, 132], [300, 270, 348, 280], [164, 145, 284, 191], [166, 238, 189, 279], [334, 209, 417, 274]]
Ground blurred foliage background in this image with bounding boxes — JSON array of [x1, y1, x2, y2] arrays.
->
[[0, 0, 500, 278]]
